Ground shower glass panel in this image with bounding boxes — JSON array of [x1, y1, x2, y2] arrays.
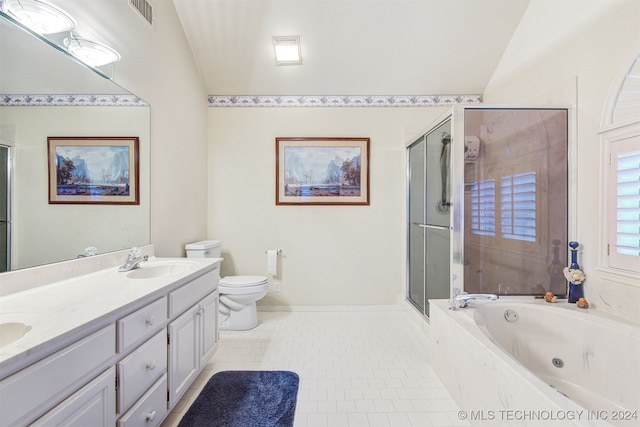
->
[[462, 108, 568, 296], [0, 145, 9, 272], [407, 118, 452, 317]]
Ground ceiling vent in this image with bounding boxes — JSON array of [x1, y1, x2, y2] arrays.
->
[[129, 0, 153, 26]]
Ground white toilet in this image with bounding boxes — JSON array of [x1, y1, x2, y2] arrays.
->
[[185, 240, 268, 331]]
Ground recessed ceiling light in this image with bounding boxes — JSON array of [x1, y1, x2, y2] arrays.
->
[[272, 36, 302, 66], [64, 36, 121, 67], [3, 0, 75, 34]]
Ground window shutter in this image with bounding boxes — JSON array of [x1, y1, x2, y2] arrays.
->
[[471, 178, 496, 236], [609, 136, 640, 271], [501, 171, 537, 242]]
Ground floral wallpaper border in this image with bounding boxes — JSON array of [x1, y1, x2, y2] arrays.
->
[[1, 94, 483, 108], [0, 94, 149, 107], [208, 94, 483, 107]]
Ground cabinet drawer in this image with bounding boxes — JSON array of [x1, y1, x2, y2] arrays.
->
[[117, 374, 168, 427], [117, 330, 167, 413], [31, 367, 116, 427], [0, 324, 116, 427], [118, 297, 167, 353], [168, 270, 217, 318]]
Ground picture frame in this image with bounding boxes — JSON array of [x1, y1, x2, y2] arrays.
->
[[276, 137, 370, 205], [47, 136, 140, 205]]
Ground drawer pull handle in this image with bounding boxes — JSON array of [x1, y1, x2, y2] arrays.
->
[[145, 316, 155, 326], [146, 361, 157, 371], [146, 410, 157, 422]]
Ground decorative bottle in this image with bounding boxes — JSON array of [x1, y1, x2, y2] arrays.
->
[[564, 241, 586, 303]]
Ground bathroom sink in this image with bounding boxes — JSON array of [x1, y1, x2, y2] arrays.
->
[[126, 261, 196, 279], [0, 312, 57, 348], [0, 322, 32, 348]]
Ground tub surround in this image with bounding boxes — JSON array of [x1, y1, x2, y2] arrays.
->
[[472, 301, 639, 415], [429, 299, 639, 427]]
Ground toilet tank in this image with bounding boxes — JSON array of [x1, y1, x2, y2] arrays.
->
[[185, 240, 221, 258]]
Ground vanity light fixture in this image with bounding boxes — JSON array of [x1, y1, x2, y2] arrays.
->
[[272, 35, 302, 66], [63, 35, 121, 67], [2, 0, 75, 34]]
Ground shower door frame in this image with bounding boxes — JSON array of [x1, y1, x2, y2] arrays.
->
[[0, 143, 12, 272], [406, 112, 454, 318]]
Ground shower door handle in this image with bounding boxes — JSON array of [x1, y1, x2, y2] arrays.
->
[[412, 222, 451, 231]]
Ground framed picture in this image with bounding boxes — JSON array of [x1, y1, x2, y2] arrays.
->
[[276, 137, 370, 205], [48, 136, 140, 205]]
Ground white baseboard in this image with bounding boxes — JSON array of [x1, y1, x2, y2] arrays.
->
[[257, 305, 404, 312]]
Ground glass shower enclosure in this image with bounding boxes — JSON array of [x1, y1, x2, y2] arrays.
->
[[407, 116, 452, 317], [407, 107, 569, 317]]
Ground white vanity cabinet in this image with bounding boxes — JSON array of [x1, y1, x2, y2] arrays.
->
[[167, 271, 219, 408], [0, 325, 116, 426], [0, 256, 221, 427]]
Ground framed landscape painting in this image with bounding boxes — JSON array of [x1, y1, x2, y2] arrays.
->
[[276, 137, 370, 205], [48, 136, 140, 205]]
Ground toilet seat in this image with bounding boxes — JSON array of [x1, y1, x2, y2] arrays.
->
[[219, 275, 268, 287], [218, 276, 268, 296]]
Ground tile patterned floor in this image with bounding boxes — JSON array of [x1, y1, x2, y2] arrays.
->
[[161, 310, 469, 427]]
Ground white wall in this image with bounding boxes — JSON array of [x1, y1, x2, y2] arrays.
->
[[125, 1, 209, 257], [208, 107, 447, 306], [483, 0, 640, 322]]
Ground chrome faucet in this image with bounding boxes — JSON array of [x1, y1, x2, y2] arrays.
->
[[450, 287, 498, 310], [118, 247, 148, 272]]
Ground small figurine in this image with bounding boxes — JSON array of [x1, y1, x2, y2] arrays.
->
[[576, 298, 589, 309], [544, 292, 557, 303]]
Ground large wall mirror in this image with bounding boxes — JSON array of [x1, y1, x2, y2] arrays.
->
[[0, 13, 150, 272]]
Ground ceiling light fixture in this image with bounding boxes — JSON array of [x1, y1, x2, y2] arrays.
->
[[64, 36, 121, 67], [273, 35, 302, 66], [2, 0, 75, 34]]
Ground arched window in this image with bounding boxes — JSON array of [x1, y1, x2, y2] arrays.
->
[[600, 42, 640, 281]]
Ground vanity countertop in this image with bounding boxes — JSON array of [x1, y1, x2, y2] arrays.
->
[[0, 256, 222, 379]]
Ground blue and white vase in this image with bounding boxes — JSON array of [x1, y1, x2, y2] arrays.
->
[[564, 241, 586, 303]]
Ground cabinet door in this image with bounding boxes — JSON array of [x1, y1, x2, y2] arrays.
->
[[31, 367, 115, 427], [0, 325, 116, 426], [199, 290, 219, 367], [167, 307, 199, 408]]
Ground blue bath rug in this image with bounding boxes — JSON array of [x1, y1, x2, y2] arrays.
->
[[178, 370, 299, 427]]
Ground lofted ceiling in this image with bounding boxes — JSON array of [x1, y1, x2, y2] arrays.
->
[[173, 0, 531, 96]]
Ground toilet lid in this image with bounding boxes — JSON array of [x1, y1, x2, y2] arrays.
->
[[219, 275, 268, 287]]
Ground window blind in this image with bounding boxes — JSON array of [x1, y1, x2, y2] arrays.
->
[[616, 149, 640, 257], [471, 178, 496, 236], [501, 171, 537, 242]]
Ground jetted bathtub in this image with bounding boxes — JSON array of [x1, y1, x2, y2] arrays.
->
[[429, 299, 640, 427]]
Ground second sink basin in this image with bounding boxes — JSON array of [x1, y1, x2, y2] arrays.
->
[[0, 322, 32, 348], [126, 261, 197, 279], [0, 311, 57, 349]]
